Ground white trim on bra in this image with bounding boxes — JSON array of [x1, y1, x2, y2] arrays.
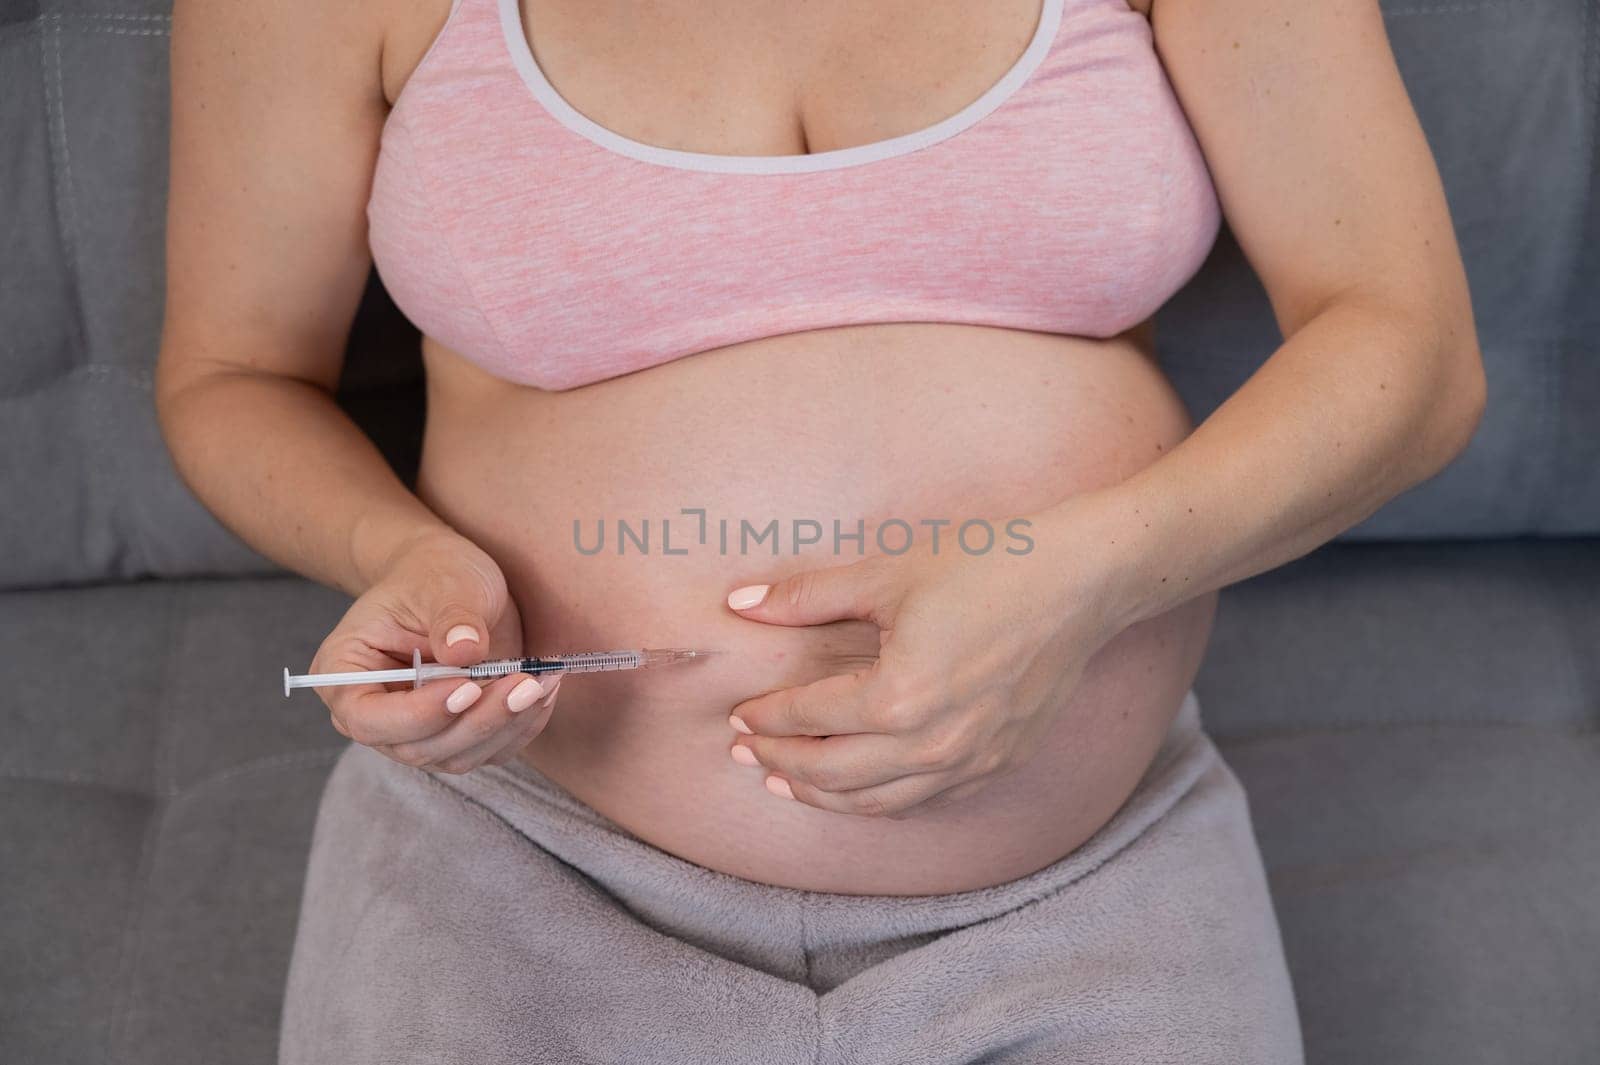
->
[[495, 0, 1067, 174]]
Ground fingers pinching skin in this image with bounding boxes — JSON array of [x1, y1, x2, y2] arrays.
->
[[729, 730, 914, 793], [760, 766, 964, 820], [728, 669, 883, 739], [723, 555, 895, 629], [726, 670, 998, 819]]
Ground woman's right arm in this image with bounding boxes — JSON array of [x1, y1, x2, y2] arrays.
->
[[156, 0, 561, 771], [156, 0, 437, 598]]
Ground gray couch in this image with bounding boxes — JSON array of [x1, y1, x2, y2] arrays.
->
[[3, 0, 1596, 1061]]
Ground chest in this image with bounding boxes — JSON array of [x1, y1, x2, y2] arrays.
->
[[366, 0, 1215, 391], [508, 0, 1054, 157]]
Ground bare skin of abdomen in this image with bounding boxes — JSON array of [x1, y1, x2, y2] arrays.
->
[[416, 320, 1217, 895]]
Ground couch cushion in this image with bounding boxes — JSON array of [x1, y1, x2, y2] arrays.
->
[[1194, 537, 1600, 737], [0, 575, 350, 1065], [1222, 726, 1600, 1065]]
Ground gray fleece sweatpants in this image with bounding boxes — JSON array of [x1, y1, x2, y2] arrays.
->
[[278, 689, 1304, 1064]]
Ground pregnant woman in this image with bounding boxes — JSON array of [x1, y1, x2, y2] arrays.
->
[[157, 0, 1484, 1059]]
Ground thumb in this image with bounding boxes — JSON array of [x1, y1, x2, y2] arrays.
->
[[725, 557, 896, 628], [423, 567, 505, 667]]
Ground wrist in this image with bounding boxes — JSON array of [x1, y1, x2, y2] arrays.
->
[[347, 507, 463, 595], [1028, 484, 1165, 641]]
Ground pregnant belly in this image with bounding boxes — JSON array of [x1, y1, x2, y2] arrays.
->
[[415, 321, 1217, 895]]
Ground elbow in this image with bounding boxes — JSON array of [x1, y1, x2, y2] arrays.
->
[[152, 345, 185, 452], [152, 339, 231, 475], [1450, 341, 1488, 454], [152, 348, 201, 489], [1376, 267, 1489, 480], [152, 345, 207, 477], [1419, 324, 1488, 479], [1332, 277, 1486, 485]]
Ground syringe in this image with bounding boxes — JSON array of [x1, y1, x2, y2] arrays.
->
[[282, 647, 715, 697]]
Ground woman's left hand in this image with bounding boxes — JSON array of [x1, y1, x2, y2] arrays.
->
[[722, 507, 1131, 820]]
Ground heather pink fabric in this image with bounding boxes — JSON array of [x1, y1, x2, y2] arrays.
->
[[366, 0, 1222, 391]]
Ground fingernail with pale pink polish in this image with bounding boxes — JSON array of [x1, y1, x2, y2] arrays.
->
[[766, 776, 794, 800], [446, 681, 482, 714], [730, 744, 760, 767], [726, 585, 770, 610], [445, 624, 479, 647], [729, 715, 753, 735], [506, 677, 544, 713]]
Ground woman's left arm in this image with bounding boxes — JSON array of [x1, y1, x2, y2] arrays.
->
[[724, 0, 1486, 818], [1077, 0, 1486, 635]]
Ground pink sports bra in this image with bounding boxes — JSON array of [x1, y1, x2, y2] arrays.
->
[[367, 0, 1222, 392]]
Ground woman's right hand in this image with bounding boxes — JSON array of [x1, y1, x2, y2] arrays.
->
[[309, 528, 562, 773]]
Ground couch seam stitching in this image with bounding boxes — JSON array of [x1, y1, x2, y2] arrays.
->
[[52, 12, 172, 21], [1386, 0, 1523, 15], [43, 14, 79, 284], [0, 748, 345, 797], [1526, 338, 1563, 529], [154, 584, 186, 796], [56, 24, 172, 38], [41, 10, 101, 575], [101, 582, 184, 1061], [100, 799, 165, 1064], [1530, 0, 1598, 530], [1213, 719, 1600, 746], [171, 748, 346, 805]]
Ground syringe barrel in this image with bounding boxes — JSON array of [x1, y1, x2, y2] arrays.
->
[[503, 650, 645, 675], [556, 650, 646, 672]]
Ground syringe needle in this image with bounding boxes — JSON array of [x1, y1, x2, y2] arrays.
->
[[640, 648, 721, 668]]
